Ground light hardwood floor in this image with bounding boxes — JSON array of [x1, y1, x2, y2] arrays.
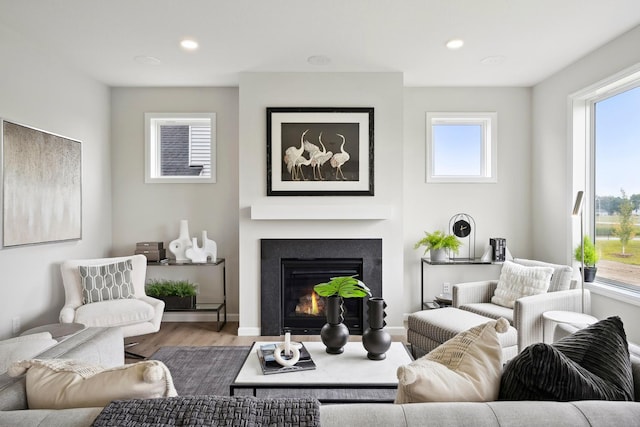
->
[[125, 321, 407, 363]]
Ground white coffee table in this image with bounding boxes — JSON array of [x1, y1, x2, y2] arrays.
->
[[230, 341, 412, 403]]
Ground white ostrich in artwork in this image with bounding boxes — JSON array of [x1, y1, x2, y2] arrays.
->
[[305, 132, 333, 180], [330, 133, 350, 180], [284, 129, 308, 180]]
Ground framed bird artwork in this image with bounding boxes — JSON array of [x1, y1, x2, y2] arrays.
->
[[266, 107, 374, 196]]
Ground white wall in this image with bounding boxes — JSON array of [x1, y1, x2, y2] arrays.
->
[[532, 25, 640, 343], [0, 25, 111, 339], [110, 88, 240, 317], [238, 72, 404, 335], [403, 87, 532, 307]]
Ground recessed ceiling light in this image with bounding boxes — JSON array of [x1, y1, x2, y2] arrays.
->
[[480, 56, 506, 65], [445, 39, 464, 50], [307, 55, 331, 65], [180, 39, 199, 51], [134, 55, 162, 65]]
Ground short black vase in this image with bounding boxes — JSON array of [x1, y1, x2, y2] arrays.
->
[[362, 297, 391, 360], [320, 295, 349, 354]]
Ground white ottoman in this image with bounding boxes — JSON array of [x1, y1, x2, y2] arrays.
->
[[407, 307, 518, 361]]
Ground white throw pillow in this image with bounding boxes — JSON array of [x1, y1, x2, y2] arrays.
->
[[395, 318, 509, 403], [8, 359, 177, 409], [0, 333, 57, 373], [491, 260, 553, 308]]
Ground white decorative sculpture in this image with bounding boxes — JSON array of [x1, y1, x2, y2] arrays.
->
[[185, 237, 208, 263], [273, 332, 300, 368], [202, 231, 217, 262], [168, 220, 192, 263]]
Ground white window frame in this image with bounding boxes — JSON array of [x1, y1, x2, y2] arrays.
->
[[144, 112, 216, 184], [425, 112, 497, 183], [569, 62, 640, 306]]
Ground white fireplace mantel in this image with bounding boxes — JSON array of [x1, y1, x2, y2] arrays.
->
[[250, 203, 393, 220]]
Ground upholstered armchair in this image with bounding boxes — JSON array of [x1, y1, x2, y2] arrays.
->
[[59, 255, 164, 349], [453, 258, 591, 352]]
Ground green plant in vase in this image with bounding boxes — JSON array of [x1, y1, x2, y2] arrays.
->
[[414, 230, 461, 262], [314, 275, 371, 354], [574, 236, 599, 282]]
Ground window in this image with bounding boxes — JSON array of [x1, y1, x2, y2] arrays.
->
[[572, 64, 640, 292], [426, 112, 497, 183], [145, 113, 216, 183], [593, 85, 640, 289]]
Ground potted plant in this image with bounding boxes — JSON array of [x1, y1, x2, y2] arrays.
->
[[146, 279, 198, 310], [314, 275, 371, 354], [414, 230, 461, 262], [574, 236, 599, 282]]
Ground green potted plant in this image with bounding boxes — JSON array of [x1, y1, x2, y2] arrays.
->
[[414, 230, 461, 262], [314, 276, 371, 354], [146, 279, 198, 310], [574, 236, 599, 282]]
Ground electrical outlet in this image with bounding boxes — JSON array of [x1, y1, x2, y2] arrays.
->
[[12, 317, 20, 334], [442, 282, 451, 295]]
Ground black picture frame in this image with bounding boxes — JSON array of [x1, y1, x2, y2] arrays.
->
[[267, 107, 374, 196]]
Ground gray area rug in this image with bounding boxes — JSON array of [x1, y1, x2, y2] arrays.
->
[[151, 346, 397, 402], [151, 346, 250, 396]]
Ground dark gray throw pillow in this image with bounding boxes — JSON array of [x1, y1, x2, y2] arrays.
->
[[499, 316, 634, 401]]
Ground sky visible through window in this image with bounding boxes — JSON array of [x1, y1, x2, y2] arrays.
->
[[433, 124, 482, 176], [595, 86, 640, 198]]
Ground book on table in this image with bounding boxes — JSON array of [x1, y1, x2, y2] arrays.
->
[[256, 343, 316, 375]]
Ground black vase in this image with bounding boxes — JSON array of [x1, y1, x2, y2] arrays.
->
[[320, 295, 349, 354], [362, 297, 391, 360]]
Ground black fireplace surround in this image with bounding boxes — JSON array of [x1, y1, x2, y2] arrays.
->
[[261, 238, 382, 336]]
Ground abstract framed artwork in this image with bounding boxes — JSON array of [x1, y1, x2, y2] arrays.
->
[[267, 107, 374, 196], [1, 119, 82, 247]]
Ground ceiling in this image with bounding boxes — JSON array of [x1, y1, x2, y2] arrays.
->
[[1, 0, 640, 87]]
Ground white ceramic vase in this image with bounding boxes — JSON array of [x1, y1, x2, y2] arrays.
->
[[202, 231, 217, 262], [430, 248, 448, 262], [185, 237, 207, 263], [168, 220, 192, 263]]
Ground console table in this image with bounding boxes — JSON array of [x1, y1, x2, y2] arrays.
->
[[420, 257, 499, 310], [147, 259, 227, 331]]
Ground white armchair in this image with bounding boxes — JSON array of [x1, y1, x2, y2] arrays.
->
[[452, 258, 590, 352], [59, 255, 164, 342]]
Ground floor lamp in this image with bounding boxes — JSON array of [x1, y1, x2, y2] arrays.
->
[[572, 190, 585, 313]]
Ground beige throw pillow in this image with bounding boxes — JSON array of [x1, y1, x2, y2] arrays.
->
[[395, 318, 509, 403], [8, 359, 177, 409], [491, 260, 553, 308]]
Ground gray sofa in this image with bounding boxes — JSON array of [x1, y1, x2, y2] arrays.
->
[[0, 327, 124, 426], [1, 326, 640, 427]]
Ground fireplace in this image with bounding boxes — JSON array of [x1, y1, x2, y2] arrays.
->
[[281, 258, 364, 334], [261, 239, 382, 336]]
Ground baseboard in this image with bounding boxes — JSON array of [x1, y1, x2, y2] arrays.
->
[[162, 312, 239, 322], [385, 326, 406, 336], [236, 325, 405, 337], [237, 326, 261, 336]]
